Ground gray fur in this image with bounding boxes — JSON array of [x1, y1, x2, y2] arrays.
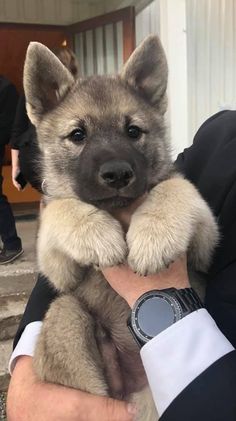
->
[[24, 36, 219, 420]]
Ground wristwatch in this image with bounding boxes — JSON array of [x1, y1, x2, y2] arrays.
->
[[127, 288, 203, 347]]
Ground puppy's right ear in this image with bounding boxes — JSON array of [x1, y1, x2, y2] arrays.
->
[[121, 35, 168, 113], [24, 42, 75, 125]]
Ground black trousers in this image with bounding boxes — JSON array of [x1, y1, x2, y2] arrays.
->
[[0, 145, 21, 250]]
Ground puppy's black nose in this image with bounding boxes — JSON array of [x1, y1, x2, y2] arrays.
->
[[99, 160, 135, 189]]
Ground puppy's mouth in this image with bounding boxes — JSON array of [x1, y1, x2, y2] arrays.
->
[[76, 172, 148, 209], [90, 195, 138, 209]]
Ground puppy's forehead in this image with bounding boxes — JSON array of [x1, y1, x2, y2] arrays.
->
[[61, 76, 143, 119]]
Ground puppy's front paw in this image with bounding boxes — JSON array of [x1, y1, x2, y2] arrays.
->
[[78, 211, 127, 268], [39, 200, 127, 270], [127, 213, 188, 275]]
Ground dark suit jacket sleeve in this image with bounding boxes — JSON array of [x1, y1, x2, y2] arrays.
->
[[10, 94, 30, 149], [13, 275, 57, 349], [160, 350, 236, 421]]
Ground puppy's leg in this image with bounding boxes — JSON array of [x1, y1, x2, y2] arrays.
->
[[127, 176, 219, 275], [34, 294, 109, 395], [38, 198, 127, 291]]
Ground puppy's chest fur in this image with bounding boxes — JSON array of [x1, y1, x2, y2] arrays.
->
[[74, 268, 148, 398]]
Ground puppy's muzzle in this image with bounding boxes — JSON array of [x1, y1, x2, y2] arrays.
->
[[98, 160, 135, 190]]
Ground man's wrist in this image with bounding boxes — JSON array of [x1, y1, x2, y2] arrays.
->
[[127, 259, 190, 308], [102, 258, 190, 309], [12, 166, 20, 175], [126, 288, 154, 308]]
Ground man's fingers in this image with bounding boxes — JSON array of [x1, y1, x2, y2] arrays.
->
[[88, 396, 136, 421], [12, 179, 22, 190], [102, 397, 136, 421]]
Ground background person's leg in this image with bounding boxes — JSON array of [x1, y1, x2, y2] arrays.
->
[[0, 145, 23, 264]]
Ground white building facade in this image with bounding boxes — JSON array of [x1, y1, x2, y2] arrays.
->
[[136, 0, 236, 156]]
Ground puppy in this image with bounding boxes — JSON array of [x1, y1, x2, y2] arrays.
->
[[23, 35, 219, 420]]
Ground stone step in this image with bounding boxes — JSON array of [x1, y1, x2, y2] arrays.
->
[[0, 273, 36, 341], [0, 339, 12, 391], [0, 272, 36, 298], [0, 295, 28, 341]]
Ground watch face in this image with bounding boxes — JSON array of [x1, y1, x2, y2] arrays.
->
[[131, 292, 182, 343]]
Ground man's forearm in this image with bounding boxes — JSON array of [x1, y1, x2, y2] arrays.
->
[[11, 148, 20, 170]]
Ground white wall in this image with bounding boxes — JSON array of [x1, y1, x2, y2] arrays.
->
[[135, 0, 160, 45], [136, 0, 236, 155], [135, 0, 188, 157], [186, 0, 236, 141]]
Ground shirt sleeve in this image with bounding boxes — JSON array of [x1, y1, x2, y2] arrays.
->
[[9, 321, 42, 374], [140, 308, 234, 417], [10, 94, 30, 149]]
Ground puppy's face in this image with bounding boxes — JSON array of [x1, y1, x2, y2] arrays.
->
[[24, 37, 171, 209]]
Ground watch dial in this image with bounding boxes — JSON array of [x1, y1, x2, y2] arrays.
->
[[137, 297, 176, 337]]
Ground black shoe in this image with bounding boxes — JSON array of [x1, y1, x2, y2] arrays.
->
[[0, 248, 24, 265]]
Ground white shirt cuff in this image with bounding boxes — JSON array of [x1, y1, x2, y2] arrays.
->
[[140, 308, 234, 416], [9, 321, 42, 374]]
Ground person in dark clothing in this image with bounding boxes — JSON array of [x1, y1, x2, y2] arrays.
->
[[8, 110, 236, 420], [0, 75, 23, 265], [11, 95, 42, 193]]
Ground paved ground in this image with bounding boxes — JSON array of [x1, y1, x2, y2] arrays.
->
[[0, 392, 6, 420]]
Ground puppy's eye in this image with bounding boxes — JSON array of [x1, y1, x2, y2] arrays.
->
[[69, 128, 86, 142], [127, 125, 142, 139]]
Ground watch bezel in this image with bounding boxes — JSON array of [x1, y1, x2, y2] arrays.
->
[[130, 290, 183, 345]]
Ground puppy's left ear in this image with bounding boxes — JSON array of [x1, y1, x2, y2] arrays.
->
[[121, 35, 168, 113], [24, 42, 75, 125]]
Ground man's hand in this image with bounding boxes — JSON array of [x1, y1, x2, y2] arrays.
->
[[107, 196, 190, 307], [102, 257, 190, 308], [7, 356, 136, 421], [11, 166, 22, 190], [11, 149, 23, 191]]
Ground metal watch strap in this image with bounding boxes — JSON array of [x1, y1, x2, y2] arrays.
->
[[173, 288, 203, 316]]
